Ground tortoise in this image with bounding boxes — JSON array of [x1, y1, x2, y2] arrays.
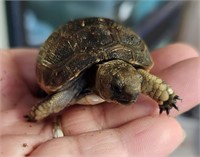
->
[[26, 17, 180, 122]]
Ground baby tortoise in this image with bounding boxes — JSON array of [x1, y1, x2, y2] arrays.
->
[[25, 17, 180, 122]]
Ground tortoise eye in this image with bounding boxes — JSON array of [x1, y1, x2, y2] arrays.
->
[[111, 83, 122, 94]]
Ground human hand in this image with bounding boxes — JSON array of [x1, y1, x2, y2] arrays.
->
[[0, 44, 199, 157]]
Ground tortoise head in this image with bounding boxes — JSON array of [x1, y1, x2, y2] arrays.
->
[[95, 60, 143, 105]]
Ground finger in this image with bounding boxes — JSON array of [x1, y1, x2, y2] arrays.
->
[[0, 133, 52, 157], [156, 57, 200, 116], [0, 102, 51, 136], [151, 43, 199, 73], [61, 98, 156, 135], [61, 56, 200, 135], [9, 49, 39, 94], [0, 50, 31, 110], [0, 95, 37, 128], [28, 116, 185, 157]]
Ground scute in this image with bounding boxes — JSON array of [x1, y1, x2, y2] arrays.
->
[[37, 17, 153, 92]]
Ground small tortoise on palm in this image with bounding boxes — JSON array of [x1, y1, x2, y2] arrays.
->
[[26, 17, 179, 122]]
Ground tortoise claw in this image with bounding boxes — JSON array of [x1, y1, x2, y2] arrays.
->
[[159, 108, 163, 114], [159, 95, 180, 115], [24, 114, 37, 122], [159, 105, 171, 115], [172, 103, 179, 111], [174, 95, 182, 101], [166, 108, 169, 115]]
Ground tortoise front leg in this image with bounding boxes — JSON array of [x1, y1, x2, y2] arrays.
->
[[138, 69, 180, 114], [25, 88, 79, 122]]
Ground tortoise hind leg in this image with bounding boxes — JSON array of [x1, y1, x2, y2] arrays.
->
[[25, 87, 80, 122]]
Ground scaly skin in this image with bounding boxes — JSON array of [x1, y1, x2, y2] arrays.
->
[[138, 69, 180, 114], [25, 86, 80, 122]]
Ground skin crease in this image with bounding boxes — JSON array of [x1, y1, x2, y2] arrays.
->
[[0, 43, 199, 157]]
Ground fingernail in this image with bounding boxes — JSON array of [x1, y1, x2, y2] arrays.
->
[[181, 127, 186, 141]]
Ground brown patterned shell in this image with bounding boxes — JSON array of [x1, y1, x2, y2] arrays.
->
[[36, 17, 153, 93]]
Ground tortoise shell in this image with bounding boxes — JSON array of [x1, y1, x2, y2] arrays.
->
[[36, 17, 153, 93]]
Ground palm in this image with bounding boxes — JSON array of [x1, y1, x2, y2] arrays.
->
[[0, 44, 199, 157]]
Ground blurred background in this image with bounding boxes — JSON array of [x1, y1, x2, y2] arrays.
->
[[0, 1, 199, 156]]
